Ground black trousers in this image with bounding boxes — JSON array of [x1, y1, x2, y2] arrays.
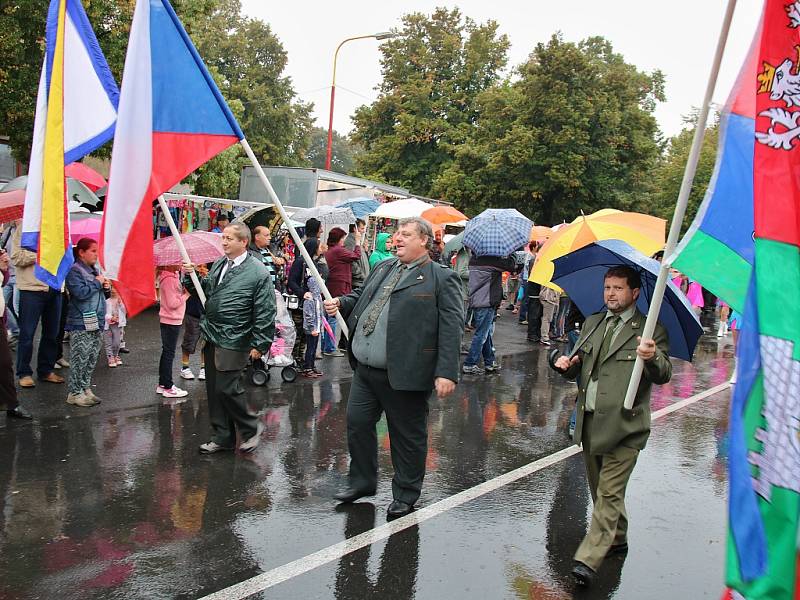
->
[[527, 295, 543, 340], [159, 323, 181, 388], [204, 344, 259, 446], [346, 364, 430, 504], [0, 327, 18, 410]]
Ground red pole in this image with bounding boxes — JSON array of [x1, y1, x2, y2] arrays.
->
[[325, 84, 336, 170]]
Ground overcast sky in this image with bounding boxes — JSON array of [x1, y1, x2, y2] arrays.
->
[[239, 0, 762, 139]]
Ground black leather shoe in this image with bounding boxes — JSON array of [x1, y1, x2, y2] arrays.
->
[[608, 542, 628, 555], [7, 406, 33, 420], [119, 347, 130, 354], [386, 500, 414, 520], [333, 487, 376, 503], [571, 562, 596, 586]]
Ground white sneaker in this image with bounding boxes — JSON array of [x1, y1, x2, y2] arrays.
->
[[161, 385, 188, 398], [180, 367, 195, 380], [198, 368, 206, 381], [156, 385, 166, 395]]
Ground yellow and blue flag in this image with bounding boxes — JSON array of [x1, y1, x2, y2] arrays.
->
[[21, 0, 119, 288]]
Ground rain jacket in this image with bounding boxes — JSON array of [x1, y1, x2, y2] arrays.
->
[[64, 260, 107, 331], [467, 256, 516, 309], [368, 233, 393, 268], [302, 275, 324, 334], [158, 270, 189, 325], [200, 254, 276, 353]]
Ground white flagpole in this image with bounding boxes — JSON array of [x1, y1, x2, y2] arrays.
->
[[238, 138, 350, 339], [156, 195, 207, 306], [623, 0, 737, 409]]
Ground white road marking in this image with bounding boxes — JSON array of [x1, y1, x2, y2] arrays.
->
[[200, 382, 731, 600]]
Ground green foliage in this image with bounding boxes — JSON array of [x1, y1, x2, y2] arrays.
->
[[0, 0, 312, 184], [351, 7, 510, 196], [306, 127, 360, 173], [648, 111, 720, 232], [433, 34, 665, 224]]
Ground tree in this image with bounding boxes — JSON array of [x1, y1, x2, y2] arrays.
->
[[306, 127, 360, 173], [0, 0, 313, 189], [433, 34, 665, 224], [351, 7, 510, 196], [648, 111, 720, 232]]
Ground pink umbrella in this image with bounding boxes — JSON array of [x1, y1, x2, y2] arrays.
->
[[153, 231, 223, 266], [0, 189, 25, 224], [70, 214, 102, 244], [64, 162, 107, 191]]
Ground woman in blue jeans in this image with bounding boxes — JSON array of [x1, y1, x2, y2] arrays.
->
[[64, 238, 109, 407]]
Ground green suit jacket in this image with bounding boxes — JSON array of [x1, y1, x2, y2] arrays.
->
[[200, 254, 276, 354], [338, 257, 465, 391], [562, 309, 672, 455]]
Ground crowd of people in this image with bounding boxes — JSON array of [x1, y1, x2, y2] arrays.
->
[[0, 211, 734, 588]]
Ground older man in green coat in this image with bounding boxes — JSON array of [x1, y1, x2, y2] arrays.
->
[[187, 222, 276, 456], [554, 265, 672, 586], [324, 217, 464, 520]]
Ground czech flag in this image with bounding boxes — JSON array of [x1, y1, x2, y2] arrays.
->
[[101, 0, 244, 316], [673, 2, 800, 598], [21, 0, 119, 289]]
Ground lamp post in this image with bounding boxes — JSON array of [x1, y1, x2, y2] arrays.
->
[[325, 31, 397, 171]]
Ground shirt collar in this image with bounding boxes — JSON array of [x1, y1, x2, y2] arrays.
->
[[606, 303, 636, 324], [401, 254, 430, 270], [228, 252, 248, 267]]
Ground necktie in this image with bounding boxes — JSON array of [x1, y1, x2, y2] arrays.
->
[[590, 315, 620, 382], [361, 264, 405, 336], [219, 259, 235, 284]]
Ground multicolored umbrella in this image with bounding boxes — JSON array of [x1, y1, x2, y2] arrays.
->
[[463, 208, 532, 257], [421, 205, 468, 225], [153, 231, 223, 266], [0, 189, 25, 224], [64, 162, 107, 191], [530, 209, 666, 288]]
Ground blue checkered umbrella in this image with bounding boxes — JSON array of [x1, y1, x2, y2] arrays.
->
[[463, 208, 532, 257]]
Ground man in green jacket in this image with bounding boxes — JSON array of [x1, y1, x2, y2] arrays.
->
[[188, 222, 276, 455], [554, 265, 671, 586], [324, 217, 464, 520]]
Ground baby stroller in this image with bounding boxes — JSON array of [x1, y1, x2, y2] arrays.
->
[[250, 291, 299, 385]]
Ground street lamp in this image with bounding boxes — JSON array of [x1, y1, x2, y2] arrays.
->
[[325, 31, 398, 171]]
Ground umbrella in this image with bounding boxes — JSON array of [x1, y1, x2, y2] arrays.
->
[[531, 209, 665, 288], [421, 205, 468, 226], [530, 225, 553, 242], [551, 239, 703, 361], [67, 178, 103, 209], [335, 198, 380, 219], [70, 214, 102, 244], [463, 208, 532, 257], [153, 231, 224, 266], [68, 200, 90, 214], [64, 162, 107, 191], [239, 204, 282, 231], [0, 175, 27, 193], [443, 230, 465, 255], [0, 189, 25, 223], [372, 198, 433, 219], [290, 205, 356, 225]]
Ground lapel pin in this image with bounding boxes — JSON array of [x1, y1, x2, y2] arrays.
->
[[417, 275, 424, 280]]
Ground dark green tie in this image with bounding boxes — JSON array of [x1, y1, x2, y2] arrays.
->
[[590, 316, 620, 382], [361, 264, 405, 336]]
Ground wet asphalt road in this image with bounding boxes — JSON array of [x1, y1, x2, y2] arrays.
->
[[0, 308, 734, 599]]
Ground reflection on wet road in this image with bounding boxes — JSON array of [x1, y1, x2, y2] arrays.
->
[[0, 312, 734, 599]]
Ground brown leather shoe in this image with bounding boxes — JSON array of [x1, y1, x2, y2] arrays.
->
[[40, 372, 65, 384], [18, 376, 35, 388]]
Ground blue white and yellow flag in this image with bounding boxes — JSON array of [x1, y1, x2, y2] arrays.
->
[[21, 0, 119, 288]]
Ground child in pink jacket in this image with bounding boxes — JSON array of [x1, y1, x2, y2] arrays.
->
[[157, 266, 189, 399]]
